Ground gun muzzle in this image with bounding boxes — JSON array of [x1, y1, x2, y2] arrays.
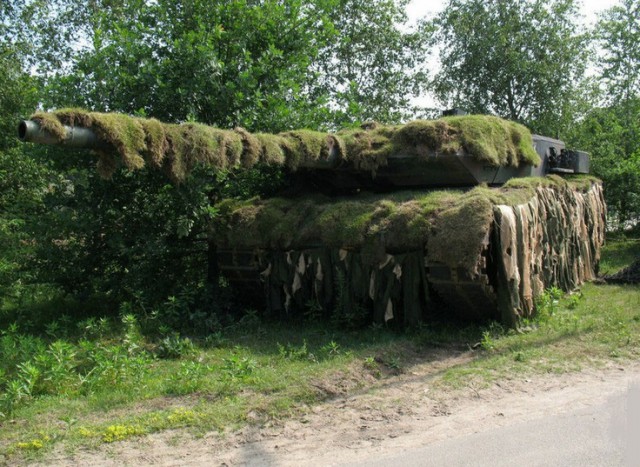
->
[[18, 119, 111, 150]]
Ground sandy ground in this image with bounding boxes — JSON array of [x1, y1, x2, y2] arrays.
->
[[38, 352, 640, 467]]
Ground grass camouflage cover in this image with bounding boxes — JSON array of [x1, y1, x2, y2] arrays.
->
[[30, 110, 540, 182]]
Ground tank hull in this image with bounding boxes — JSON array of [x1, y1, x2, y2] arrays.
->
[[215, 178, 606, 325]]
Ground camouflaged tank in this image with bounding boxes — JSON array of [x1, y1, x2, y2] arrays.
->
[[19, 110, 606, 326]]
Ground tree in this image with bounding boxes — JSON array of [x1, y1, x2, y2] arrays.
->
[[597, 0, 640, 107], [313, 0, 431, 127], [566, 0, 640, 227], [566, 101, 640, 227], [38, 0, 431, 131], [431, 0, 589, 135], [3, 0, 333, 317], [42, 0, 339, 132], [595, 0, 640, 158], [0, 39, 48, 305]]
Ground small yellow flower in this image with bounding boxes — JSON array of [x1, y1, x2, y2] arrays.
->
[[102, 424, 145, 443]]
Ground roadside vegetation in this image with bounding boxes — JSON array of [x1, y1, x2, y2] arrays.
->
[[1, 233, 639, 464]]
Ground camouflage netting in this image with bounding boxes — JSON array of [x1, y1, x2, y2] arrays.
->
[[30, 110, 540, 182], [214, 176, 605, 326], [492, 177, 606, 325]]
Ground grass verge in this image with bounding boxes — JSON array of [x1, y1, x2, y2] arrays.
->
[[1, 236, 639, 464]]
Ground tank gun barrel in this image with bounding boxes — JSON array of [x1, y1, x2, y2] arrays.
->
[[16, 113, 344, 181], [16, 110, 588, 187], [18, 119, 112, 150]]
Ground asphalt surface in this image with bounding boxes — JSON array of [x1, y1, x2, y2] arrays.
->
[[346, 380, 640, 467]]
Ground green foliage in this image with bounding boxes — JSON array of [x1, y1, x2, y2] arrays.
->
[[565, 98, 640, 227], [155, 334, 196, 360], [10, 0, 430, 132], [566, 293, 581, 310], [16, 154, 267, 321], [146, 285, 222, 335], [598, 235, 640, 274], [278, 339, 343, 362], [534, 286, 563, 323], [0, 147, 50, 306], [596, 0, 640, 105], [164, 361, 210, 396], [1, 243, 640, 461], [314, 0, 431, 126], [221, 354, 256, 381], [480, 322, 505, 351], [0, 50, 37, 149], [278, 340, 314, 361], [431, 0, 589, 136], [0, 315, 152, 420], [320, 340, 341, 357], [38, 0, 329, 131], [564, 0, 640, 227], [0, 43, 49, 308]]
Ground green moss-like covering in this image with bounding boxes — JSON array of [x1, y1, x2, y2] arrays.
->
[[426, 193, 495, 269], [30, 111, 68, 140], [234, 127, 261, 168], [336, 115, 540, 173], [30, 110, 540, 181], [338, 125, 398, 173], [214, 176, 599, 270], [139, 118, 167, 169], [278, 130, 343, 169], [254, 133, 287, 165], [504, 174, 599, 192], [440, 115, 539, 166], [91, 112, 147, 172]]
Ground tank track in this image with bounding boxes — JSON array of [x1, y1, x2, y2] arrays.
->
[[218, 242, 500, 323], [426, 263, 498, 321]]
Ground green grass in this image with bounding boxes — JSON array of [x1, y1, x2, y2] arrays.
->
[[437, 282, 640, 389], [599, 233, 640, 275], [1, 236, 639, 464], [0, 316, 408, 462]]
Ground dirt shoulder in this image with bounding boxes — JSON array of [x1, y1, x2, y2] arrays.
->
[[40, 353, 640, 467]]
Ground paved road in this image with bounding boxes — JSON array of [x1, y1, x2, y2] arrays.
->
[[345, 381, 640, 467]]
